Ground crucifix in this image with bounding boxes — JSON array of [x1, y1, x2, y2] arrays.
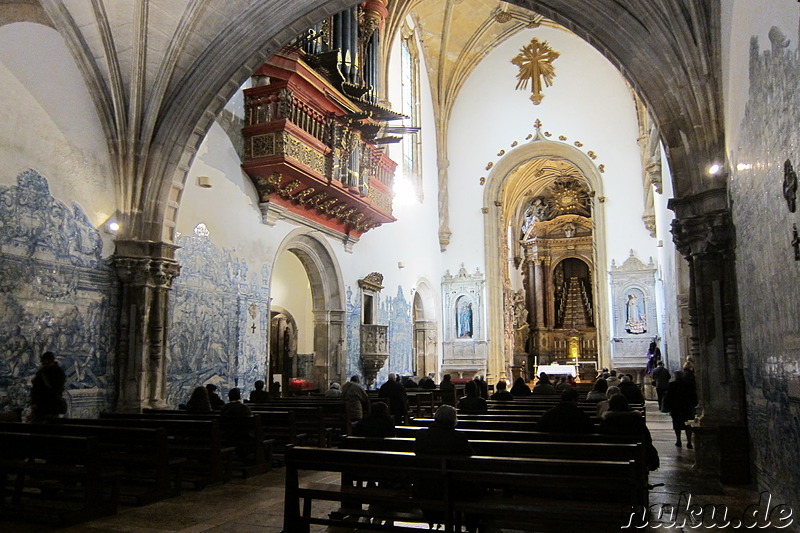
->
[[251, 323, 257, 334]]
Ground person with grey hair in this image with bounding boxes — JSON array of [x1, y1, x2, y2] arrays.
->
[[413, 405, 474, 456], [341, 375, 368, 421], [596, 386, 622, 420]]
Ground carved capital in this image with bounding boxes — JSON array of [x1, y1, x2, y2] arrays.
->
[[671, 210, 735, 260], [113, 240, 181, 289]]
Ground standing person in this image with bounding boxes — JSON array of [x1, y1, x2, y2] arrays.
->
[[645, 341, 662, 375], [664, 371, 697, 448], [29, 351, 66, 423], [651, 362, 671, 411], [341, 375, 369, 421], [249, 380, 270, 403], [439, 374, 456, 405], [206, 383, 225, 410], [474, 375, 489, 399], [378, 372, 408, 423]]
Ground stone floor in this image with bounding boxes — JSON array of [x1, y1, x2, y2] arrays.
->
[[3, 402, 763, 532]]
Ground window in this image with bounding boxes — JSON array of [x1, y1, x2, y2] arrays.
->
[[400, 25, 422, 201]]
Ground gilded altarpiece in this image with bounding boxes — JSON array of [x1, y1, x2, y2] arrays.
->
[[520, 183, 598, 379], [609, 252, 658, 370], [441, 265, 486, 377]]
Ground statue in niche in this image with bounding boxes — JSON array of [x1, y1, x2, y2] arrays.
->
[[625, 291, 647, 334], [563, 223, 576, 238], [457, 297, 473, 338]]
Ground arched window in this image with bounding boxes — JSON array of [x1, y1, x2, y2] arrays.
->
[[400, 24, 422, 201]]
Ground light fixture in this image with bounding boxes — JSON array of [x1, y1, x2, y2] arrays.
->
[[105, 221, 120, 234], [197, 176, 213, 188], [707, 163, 721, 175], [736, 163, 753, 171]]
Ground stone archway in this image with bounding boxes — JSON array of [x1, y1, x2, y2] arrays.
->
[[412, 279, 438, 380], [483, 130, 610, 381], [272, 230, 346, 390]]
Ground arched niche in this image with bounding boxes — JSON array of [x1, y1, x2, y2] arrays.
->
[[412, 278, 438, 379], [271, 229, 346, 389], [483, 132, 610, 380]]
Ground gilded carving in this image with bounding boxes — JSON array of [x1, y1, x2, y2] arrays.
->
[[251, 133, 276, 158], [368, 187, 393, 214], [511, 38, 560, 105], [279, 180, 301, 197]]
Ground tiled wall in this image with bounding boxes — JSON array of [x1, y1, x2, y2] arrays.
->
[[166, 224, 269, 406], [732, 24, 800, 512], [0, 170, 117, 417]]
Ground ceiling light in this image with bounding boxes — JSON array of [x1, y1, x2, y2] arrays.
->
[[707, 163, 721, 175]]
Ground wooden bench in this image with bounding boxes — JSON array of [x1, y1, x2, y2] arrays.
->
[[60, 416, 234, 489], [0, 432, 123, 525], [108, 411, 274, 478], [0, 421, 183, 505], [283, 445, 646, 532]]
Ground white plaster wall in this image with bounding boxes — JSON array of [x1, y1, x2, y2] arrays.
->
[[0, 22, 115, 255], [179, 122, 280, 267], [445, 26, 654, 273], [271, 252, 314, 354]]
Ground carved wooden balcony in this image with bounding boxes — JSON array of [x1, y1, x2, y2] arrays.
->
[[242, 50, 397, 241]]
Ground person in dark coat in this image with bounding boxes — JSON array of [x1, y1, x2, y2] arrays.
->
[[414, 405, 474, 456], [663, 371, 697, 448], [414, 405, 475, 530], [206, 383, 225, 410], [185, 386, 212, 412], [651, 362, 671, 411], [457, 381, 487, 413], [221, 388, 253, 417], [599, 395, 659, 471], [531, 373, 557, 395], [618, 375, 645, 405], [248, 380, 271, 403], [585, 378, 609, 402], [30, 351, 66, 423], [473, 375, 489, 399], [378, 372, 408, 422], [353, 401, 396, 438], [439, 374, 457, 405], [535, 389, 594, 434], [490, 380, 514, 401], [510, 376, 532, 397], [419, 373, 436, 389]]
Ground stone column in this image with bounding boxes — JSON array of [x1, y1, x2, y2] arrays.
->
[[670, 189, 750, 482], [114, 240, 181, 412]]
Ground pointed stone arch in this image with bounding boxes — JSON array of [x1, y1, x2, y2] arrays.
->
[[483, 133, 611, 380], [412, 278, 438, 379], [272, 229, 346, 388]]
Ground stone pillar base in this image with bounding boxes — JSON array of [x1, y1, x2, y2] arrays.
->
[[690, 422, 751, 484]]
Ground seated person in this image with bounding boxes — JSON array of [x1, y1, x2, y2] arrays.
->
[[324, 382, 342, 397], [413, 405, 476, 530], [554, 376, 572, 392], [490, 380, 514, 401], [510, 376, 532, 397], [531, 373, 557, 395], [221, 388, 253, 417], [414, 405, 474, 456], [535, 389, 594, 434], [618, 375, 645, 405], [596, 386, 621, 419], [599, 395, 659, 471], [457, 381, 487, 413], [248, 380, 271, 403], [419, 373, 436, 389], [585, 378, 609, 402], [185, 386, 212, 412], [352, 401, 396, 438], [206, 383, 225, 410]]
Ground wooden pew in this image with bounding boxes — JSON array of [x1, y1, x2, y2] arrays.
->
[[59, 417, 234, 489], [0, 421, 183, 505], [0, 432, 124, 525], [283, 445, 646, 532]]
